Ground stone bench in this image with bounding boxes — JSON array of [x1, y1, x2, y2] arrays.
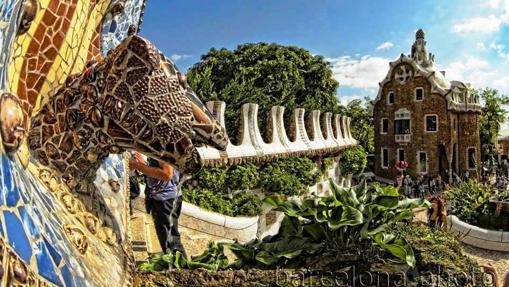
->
[[447, 215, 509, 252]]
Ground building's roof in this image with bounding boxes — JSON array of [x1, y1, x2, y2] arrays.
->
[[373, 29, 481, 113]]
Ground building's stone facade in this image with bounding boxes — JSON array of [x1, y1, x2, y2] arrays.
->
[[498, 136, 509, 156], [373, 30, 481, 182]]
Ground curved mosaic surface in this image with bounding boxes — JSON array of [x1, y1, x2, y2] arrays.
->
[[101, 0, 145, 55], [0, 0, 146, 286]]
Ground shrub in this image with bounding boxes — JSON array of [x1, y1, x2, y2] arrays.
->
[[227, 164, 260, 190], [182, 188, 233, 215], [259, 157, 321, 196], [231, 193, 263, 217], [443, 179, 493, 224], [323, 157, 333, 170], [339, 145, 367, 176], [197, 167, 228, 191], [260, 166, 306, 196], [396, 224, 482, 278], [183, 157, 323, 215], [182, 187, 262, 217]]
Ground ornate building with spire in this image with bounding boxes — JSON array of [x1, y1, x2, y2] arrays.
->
[[373, 29, 481, 182]]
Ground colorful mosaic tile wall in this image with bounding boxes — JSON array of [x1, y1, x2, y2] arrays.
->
[[0, 0, 146, 286]]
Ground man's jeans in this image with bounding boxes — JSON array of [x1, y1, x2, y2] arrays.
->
[[151, 196, 187, 258]]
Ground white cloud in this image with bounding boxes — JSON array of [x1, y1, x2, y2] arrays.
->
[[490, 41, 509, 60], [327, 55, 390, 89], [375, 41, 394, 51], [170, 54, 192, 62], [452, 15, 503, 34], [493, 76, 509, 91], [476, 42, 487, 51], [452, 0, 509, 34], [442, 56, 490, 83], [337, 94, 368, 106], [485, 0, 502, 8], [441, 56, 507, 93]]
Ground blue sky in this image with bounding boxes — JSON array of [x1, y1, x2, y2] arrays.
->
[[140, 0, 509, 104]]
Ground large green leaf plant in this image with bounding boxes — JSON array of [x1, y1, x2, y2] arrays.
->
[[228, 180, 429, 268], [140, 181, 429, 272]]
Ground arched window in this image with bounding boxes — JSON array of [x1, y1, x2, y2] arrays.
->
[[387, 92, 394, 105]]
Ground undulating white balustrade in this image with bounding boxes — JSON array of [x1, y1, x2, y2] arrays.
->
[[199, 101, 357, 166]]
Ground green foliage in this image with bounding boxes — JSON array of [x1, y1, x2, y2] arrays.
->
[[497, 191, 509, 202], [396, 224, 481, 275], [198, 167, 228, 191], [339, 98, 374, 153], [183, 157, 321, 215], [443, 179, 493, 223], [228, 164, 259, 190], [139, 242, 230, 272], [187, 43, 339, 139], [260, 167, 305, 196], [227, 181, 429, 268], [260, 157, 321, 196], [475, 88, 509, 148], [139, 251, 188, 271], [323, 157, 333, 170], [182, 188, 262, 217], [339, 145, 367, 176]]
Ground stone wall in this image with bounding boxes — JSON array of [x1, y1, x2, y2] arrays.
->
[[374, 64, 481, 182], [373, 31, 482, 183], [374, 71, 450, 180]]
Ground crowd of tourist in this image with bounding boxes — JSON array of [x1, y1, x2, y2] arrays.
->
[[396, 163, 509, 200], [395, 173, 452, 199]]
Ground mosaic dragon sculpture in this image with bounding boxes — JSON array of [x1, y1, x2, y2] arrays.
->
[[0, 0, 227, 286], [27, 34, 228, 235]]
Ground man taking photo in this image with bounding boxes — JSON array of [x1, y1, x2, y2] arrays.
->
[[129, 152, 187, 258]]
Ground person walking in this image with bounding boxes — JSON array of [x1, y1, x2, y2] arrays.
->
[[403, 175, 413, 197], [435, 175, 443, 194], [129, 152, 187, 258], [462, 171, 470, 182]]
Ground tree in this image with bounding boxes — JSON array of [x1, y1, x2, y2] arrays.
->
[[475, 88, 509, 151], [187, 43, 340, 142], [339, 145, 368, 176], [339, 97, 374, 153]]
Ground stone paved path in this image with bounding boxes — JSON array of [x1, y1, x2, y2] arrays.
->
[[130, 196, 235, 264], [462, 244, 509, 286]]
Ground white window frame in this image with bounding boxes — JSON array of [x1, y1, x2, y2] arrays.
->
[[415, 87, 424, 101], [387, 91, 394, 105], [424, 114, 439, 133], [381, 147, 389, 169], [417, 151, 428, 174], [380, 118, 388, 134], [396, 148, 405, 162], [467, 147, 476, 170], [394, 108, 411, 135]]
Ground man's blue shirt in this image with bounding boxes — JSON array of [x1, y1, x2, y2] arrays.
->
[[146, 158, 181, 201]]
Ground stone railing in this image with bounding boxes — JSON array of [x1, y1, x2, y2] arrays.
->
[[447, 215, 509, 252], [198, 101, 357, 166]]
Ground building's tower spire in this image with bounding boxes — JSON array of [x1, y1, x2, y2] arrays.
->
[[411, 28, 434, 67]]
